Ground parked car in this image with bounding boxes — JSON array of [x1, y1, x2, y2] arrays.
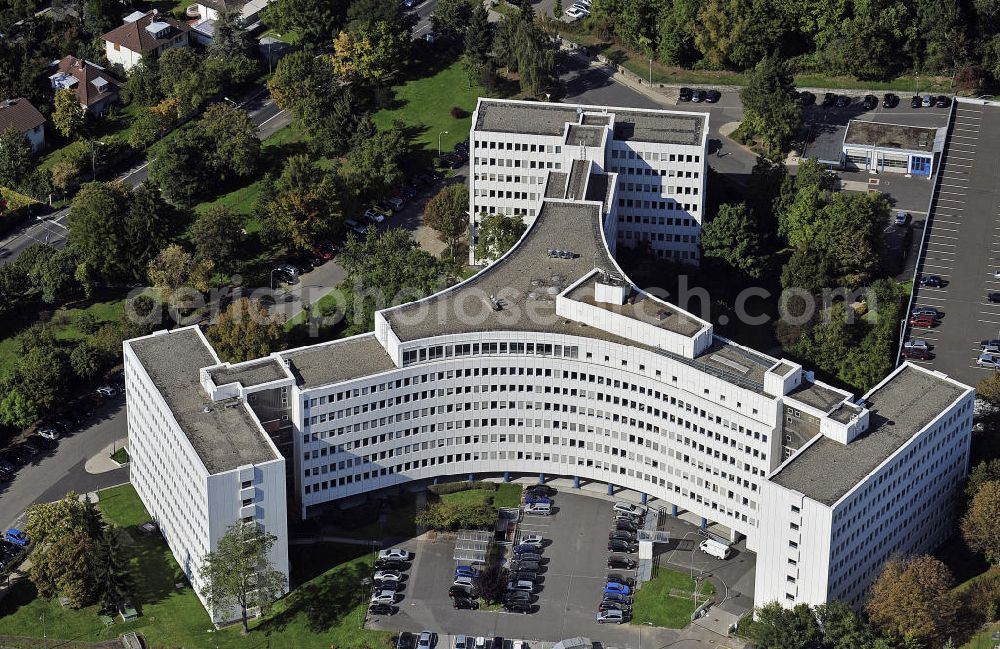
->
[[526, 485, 556, 497], [705, 89, 721, 103], [912, 306, 943, 319], [691, 89, 706, 102], [0, 456, 15, 473], [609, 530, 637, 542], [449, 585, 473, 598], [568, 3, 590, 14], [6, 447, 32, 464], [981, 339, 1000, 348], [523, 495, 551, 505], [520, 534, 544, 546], [398, 632, 417, 649], [514, 543, 542, 554], [36, 425, 61, 440], [902, 347, 933, 360], [564, 5, 586, 17], [608, 539, 638, 553], [504, 601, 532, 614], [364, 209, 386, 224], [417, 631, 434, 649], [370, 590, 397, 604], [904, 339, 930, 351], [796, 91, 815, 106], [514, 552, 542, 563], [507, 579, 535, 592], [606, 573, 636, 588], [894, 211, 911, 226], [523, 502, 551, 516], [678, 87, 693, 102], [596, 609, 627, 624], [883, 93, 899, 108], [977, 354, 1000, 368], [503, 589, 532, 602], [374, 570, 402, 583], [378, 548, 410, 561], [453, 596, 479, 610], [473, 639, 487, 649], [822, 92, 836, 107], [369, 603, 394, 615], [453, 575, 475, 588], [512, 570, 537, 582], [835, 95, 850, 108], [4, 529, 27, 546], [911, 95, 922, 108], [96, 385, 117, 398], [918, 274, 946, 288], [909, 315, 937, 328], [615, 519, 638, 532], [455, 635, 468, 649], [862, 94, 878, 110], [375, 559, 405, 571], [455, 566, 480, 579], [601, 591, 632, 605], [608, 555, 637, 570], [988, 292, 1000, 303], [599, 600, 632, 613], [511, 560, 540, 572], [922, 94, 933, 107], [613, 502, 643, 516], [935, 95, 951, 108]]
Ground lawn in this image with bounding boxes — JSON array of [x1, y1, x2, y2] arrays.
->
[[440, 483, 522, 509], [631, 566, 715, 628], [963, 623, 1000, 649], [374, 58, 488, 157], [0, 485, 396, 649], [493, 483, 523, 508], [38, 103, 143, 174]]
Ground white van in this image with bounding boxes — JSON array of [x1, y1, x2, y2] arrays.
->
[[699, 538, 733, 560], [524, 502, 551, 516]]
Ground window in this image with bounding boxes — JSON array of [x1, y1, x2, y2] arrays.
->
[[241, 480, 252, 489]]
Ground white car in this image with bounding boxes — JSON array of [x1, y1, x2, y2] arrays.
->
[[977, 354, 1000, 368], [474, 638, 487, 649], [570, 2, 590, 11], [564, 6, 586, 17], [374, 570, 401, 582], [994, 269, 1000, 279], [370, 589, 396, 604], [378, 548, 410, 561], [904, 340, 929, 351], [612, 502, 643, 516], [520, 534, 543, 546], [364, 208, 386, 223], [597, 609, 626, 624], [453, 575, 474, 588]]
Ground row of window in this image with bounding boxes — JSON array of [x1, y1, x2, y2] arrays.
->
[[475, 158, 564, 170], [610, 166, 700, 179], [618, 215, 696, 228], [475, 140, 562, 154], [618, 230, 699, 245], [610, 149, 701, 164], [618, 198, 699, 212]]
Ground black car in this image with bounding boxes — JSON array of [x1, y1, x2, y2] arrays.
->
[[448, 585, 473, 598], [512, 560, 540, 572], [453, 596, 479, 610], [862, 94, 878, 110], [512, 571, 537, 582], [369, 603, 395, 615], [0, 467, 12, 482], [0, 455, 15, 472], [988, 293, 1000, 303], [608, 555, 637, 570], [678, 87, 693, 101], [526, 484, 556, 497], [705, 89, 721, 103], [822, 92, 836, 106], [835, 95, 850, 108], [607, 573, 637, 588], [503, 590, 531, 602], [609, 530, 637, 542], [28, 435, 58, 452], [397, 632, 417, 649], [599, 600, 632, 613], [19, 440, 41, 456], [5, 447, 31, 465], [883, 93, 899, 108], [910, 95, 922, 108], [601, 592, 632, 605], [615, 520, 638, 532], [691, 89, 706, 102], [936, 95, 951, 108], [608, 539, 638, 553], [503, 601, 532, 614], [492, 637, 504, 649], [514, 544, 541, 555], [796, 91, 815, 106], [514, 552, 542, 563], [919, 274, 946, 288]]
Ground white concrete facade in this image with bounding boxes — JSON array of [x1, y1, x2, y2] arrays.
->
[[468, 99, 708, 264]]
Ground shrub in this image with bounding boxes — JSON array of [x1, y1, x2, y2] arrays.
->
[[428, 480, 498, 496], [450, 106, 468, 119], [414, 501, 496, 531]]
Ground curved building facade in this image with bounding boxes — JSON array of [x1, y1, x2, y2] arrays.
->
[[125, 99, 973, 623]]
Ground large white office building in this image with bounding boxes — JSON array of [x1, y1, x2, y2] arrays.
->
[[125, 99, 973, 622], [468, 98, 708, 264]]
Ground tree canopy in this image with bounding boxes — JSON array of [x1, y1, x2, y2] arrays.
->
[[701, 202, 764, 278], [423, 184, 469, 257], [866, 554, 960, 648], [962, 480, 1000, 565], [737, 54, 801, 155], [207, 298, 286, 363], [475, 212, 526, 261]]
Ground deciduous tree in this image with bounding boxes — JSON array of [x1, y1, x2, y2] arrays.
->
[[260, 154, 341, 251], [475, 212, 525, 261], [201, 102, 261, 179], [53, 88, 86, 139], [701, 202, 764, 278], [967, 459, 1000, 498], [962, 481, 1000, 565], [191, 206, 245, 273], [268, 48, 332, 115], [737, 55, 801, 155], [331, 20, 408, 83], [345, 125, 408, 200], [0, 127, 33, 189], [423, 184, 468, 256], [748, 602, 824, 649], [200, 521, 287, 633], [207, 298, 286, 363], [867, 554, 959, 647], [147, 244, 215, 304]]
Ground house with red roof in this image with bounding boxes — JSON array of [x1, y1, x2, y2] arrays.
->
[[102, 10, 190, 71]]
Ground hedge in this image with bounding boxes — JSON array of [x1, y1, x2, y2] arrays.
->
[[0, 187, 38, 239], [428, 480, 498, 496]]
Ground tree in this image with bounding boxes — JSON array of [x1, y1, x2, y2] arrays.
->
[[126, 184, 178, 279], [94, 526, 132, 612], [53, 88, 86, 139], [148, 128, 211, 206], [0, 328, 70, 427], [968, 459, 1000, 498], [27, 247, 78, 304], [261, 0, 346, 45], [50, 158, 81, 198], [553, 0, 562, 17], [191, 206, 245, 273], [814, 601, 883, 649], [268, 48, 332, 115], [260, 154, 342, 251], [0, 126, 32, 189], [120, 59, 161, 106], [701, 202, 764, 278], [962, 481, 1000, 565], [301, 87, 370, 157], [201, 102, 261, 179], [24, 493, 104, 607], [147, 244, 215, 304], [748, 602, 824, 649], [211, 7, 254, 58], [474, 564, 509, 604], [331, 20, 409, 83], [207, 298, 286, 363], [867, 554, 960, 647], [495, 14, 555, 96], [200, 520, 287, 633], [70, 341, 103, 379], [475, 212, 526, 261], [737, 55, 801, 155], [423, 184, 468, 256], [431, 0, 473, 43], [345, 125, 408, 200], [464, 4, 495, 87], [977, 375, 1000, 410], [127, 98, 179, 149]]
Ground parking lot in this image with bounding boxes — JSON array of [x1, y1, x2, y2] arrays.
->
[[366, 488, 755, 648], [905, 101, 1000, 387]]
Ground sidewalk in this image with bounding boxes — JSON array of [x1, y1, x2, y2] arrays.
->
[[84, 439, 127, 475]]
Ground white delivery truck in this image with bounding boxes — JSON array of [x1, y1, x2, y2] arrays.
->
[[699, 538, 733, 560]]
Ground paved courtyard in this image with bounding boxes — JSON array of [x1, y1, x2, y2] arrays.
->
[[366, 486, 754, 649]]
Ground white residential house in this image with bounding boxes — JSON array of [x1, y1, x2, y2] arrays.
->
[[0, 98, 45, 153], [102, 10, 190, 71], [49, 56, 121, 116]]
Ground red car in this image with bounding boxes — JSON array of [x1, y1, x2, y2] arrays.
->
[[909, 315, 937, 328], [901, 348, 933, 360], [312, 247, 333, 261]]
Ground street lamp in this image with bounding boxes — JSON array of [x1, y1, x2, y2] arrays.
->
[[223, 96, 238, 107], [270, 268, 280, 291], [649, 58, 652, 86], [438, 130, 449, 158], [90, 140, 106, 180]]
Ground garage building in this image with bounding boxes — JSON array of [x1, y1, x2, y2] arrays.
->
[[841, 120, 946, 176]]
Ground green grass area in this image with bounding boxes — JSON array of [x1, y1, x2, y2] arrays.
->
[[962, 623, 1000, 649], [493, 483, 523, 508], [111, 447, 130, 465], [554, 25, 954, 92], [441, 488, 495, 506], [39, 104, 143, 174], [374, 59, 487, 156], [630, 567, 715, 628], [260, 28, 303, 45], [0, 485, 395, 649]]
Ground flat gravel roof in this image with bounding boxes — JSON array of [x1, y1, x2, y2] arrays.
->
[[787, 381, 849, 413], [845, 120, 940, 152], [279, 334, 396, 389], [129, 329, 278, 474], [209, 358, 288, 388], [771, 365, 968, 505]]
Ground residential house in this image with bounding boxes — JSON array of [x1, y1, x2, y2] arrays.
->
[[191, 0, 272, 45], [102, 10, 190, 71], [49, 56, 121, 116], [0, 98, 46, 153]]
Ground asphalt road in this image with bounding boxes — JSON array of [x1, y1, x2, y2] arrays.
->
[[905, 102, 1000, 387], [0, 401, 128, 530]]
